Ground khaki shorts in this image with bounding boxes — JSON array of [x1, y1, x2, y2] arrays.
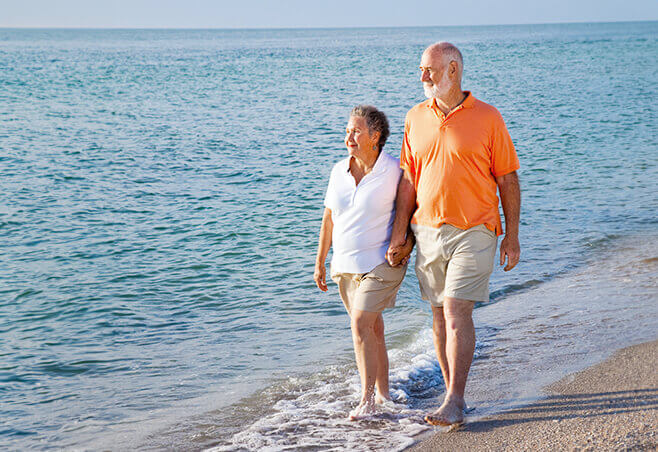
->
[[331, 261, 407, 313], [412, 223, 497, 306]]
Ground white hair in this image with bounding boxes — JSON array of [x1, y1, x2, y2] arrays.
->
[[426, 42, 463, 82]]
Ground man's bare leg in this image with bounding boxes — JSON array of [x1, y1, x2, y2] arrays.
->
[[431, 306, 451, 391], [350, 309, 381, 419], [373, 313, 391, 404], [426, 297, 475, 426]]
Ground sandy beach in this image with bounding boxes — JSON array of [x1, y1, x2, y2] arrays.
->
[[409, 339, 657, 451]]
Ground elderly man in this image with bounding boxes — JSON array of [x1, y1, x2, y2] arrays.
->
[[387, 42, 521, 426]]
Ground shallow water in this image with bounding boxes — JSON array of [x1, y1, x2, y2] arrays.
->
[[0, 22, 657, 450], [205, 233, 657, 452]]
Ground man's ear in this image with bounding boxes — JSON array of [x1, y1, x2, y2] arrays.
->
[[448, 60, 459, 77]]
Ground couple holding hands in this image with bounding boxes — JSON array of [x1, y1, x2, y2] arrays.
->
[[314, 42, 521, 426]]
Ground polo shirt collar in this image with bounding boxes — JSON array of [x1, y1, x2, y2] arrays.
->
[[347, 152, 386, 176], [462, 91, 475, 108], [371, 151, 386, 175], [426, 91, 475, 110]]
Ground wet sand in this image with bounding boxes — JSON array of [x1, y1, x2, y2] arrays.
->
[[408, 340, 658, 451]]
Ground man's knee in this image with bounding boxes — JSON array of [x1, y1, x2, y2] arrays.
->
[[443, 298, 474, 331]]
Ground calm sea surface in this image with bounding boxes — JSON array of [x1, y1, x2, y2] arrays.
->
[[1, 22, 657, 450]]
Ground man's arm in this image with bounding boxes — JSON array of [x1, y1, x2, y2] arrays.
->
[[386, 171, 416, 266], [314, 208, 333, 291], [496, 171, 521, 271]]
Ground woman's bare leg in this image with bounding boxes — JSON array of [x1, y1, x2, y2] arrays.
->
[[373, 313, 391, 403], [350, 309, 381, 419]]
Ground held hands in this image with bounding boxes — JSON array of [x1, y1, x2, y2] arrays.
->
[[499, 234, 520, 271], [315, 235, 414, 291], [314, 263, 328, 291], [386, 238, 414, 267]]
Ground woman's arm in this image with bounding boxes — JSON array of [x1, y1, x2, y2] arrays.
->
[[314, 208, 333, 291]]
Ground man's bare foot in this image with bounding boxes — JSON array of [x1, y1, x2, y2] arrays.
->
[[424, 397, 465, 426], [349, 399, 377, 420], [443, 396, 473, 412]]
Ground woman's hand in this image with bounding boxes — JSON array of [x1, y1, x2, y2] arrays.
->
[[314, 208, 332, 291], [314, 263, 328, 291]]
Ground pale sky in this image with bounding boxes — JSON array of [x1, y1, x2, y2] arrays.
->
[[1, 0, 657, 28]]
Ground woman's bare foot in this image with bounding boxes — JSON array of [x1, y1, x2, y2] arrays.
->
[[424, 397, 465, 426], [349, 399, 377, 420], [374, 392, 391, 405]]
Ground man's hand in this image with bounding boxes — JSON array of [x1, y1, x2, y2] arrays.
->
[[496, 171, 520, 272], [314, 264, 328, 291], [499, 234, 520, 271], [386, 238, 414, 267]]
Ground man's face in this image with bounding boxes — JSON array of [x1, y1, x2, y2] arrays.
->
[[419, 50, 451, 99]]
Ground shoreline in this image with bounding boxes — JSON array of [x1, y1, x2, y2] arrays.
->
[[408, 339, 658, 451], [207, 231, 656, 452]]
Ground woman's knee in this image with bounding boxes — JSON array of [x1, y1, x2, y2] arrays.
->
[[372, 314, 385, 338], [351, 311, 377, 342], [432, 307, 446, 334]]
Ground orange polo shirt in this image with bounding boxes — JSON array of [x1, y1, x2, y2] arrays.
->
[[400, 92, 519, 235]]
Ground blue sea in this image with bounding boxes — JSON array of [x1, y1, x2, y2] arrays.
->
[[1, 22, 657, 450]]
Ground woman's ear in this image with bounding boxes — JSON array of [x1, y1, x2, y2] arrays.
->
[[370, 131, 381, 148]]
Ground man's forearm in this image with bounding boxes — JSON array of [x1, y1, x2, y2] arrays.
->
[[497, 172, 520, 236], [390, 175, 417, 246]]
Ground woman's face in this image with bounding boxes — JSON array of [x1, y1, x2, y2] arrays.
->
[[345, 116, 378, 158]]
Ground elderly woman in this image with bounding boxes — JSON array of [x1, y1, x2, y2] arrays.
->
[[314, 105, 413, 419]]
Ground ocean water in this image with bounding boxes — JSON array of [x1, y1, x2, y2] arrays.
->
[[1, 22, 657, 450]]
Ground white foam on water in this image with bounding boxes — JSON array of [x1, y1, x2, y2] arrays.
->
[[207, 233, 657, 451], [207, 330, 445, 451]]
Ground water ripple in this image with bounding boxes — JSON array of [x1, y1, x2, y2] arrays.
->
[[1, 23, 657, 450]]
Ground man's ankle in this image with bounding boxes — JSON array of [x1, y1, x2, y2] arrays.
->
[[445, 393, 465, 406]]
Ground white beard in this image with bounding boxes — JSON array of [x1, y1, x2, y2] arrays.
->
[[424, 68, 451, 99]]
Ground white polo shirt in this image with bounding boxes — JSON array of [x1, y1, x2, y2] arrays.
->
[[324, 152, 402, 274]]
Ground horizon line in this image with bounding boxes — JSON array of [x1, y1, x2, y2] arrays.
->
[[1, 19, 656, 31]]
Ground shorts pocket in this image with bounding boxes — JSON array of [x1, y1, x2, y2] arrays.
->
[[368, 262, 407, 284]]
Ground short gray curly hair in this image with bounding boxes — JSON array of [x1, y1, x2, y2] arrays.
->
[[350, 105, 390, 152]]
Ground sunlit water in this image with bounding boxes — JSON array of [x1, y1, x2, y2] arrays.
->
[[1, 22, 656, 450]]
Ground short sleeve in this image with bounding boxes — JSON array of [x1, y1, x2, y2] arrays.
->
[[490, 111, 520, 177], [323, 166, 337, 210], [400, 117, 416, 180]]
